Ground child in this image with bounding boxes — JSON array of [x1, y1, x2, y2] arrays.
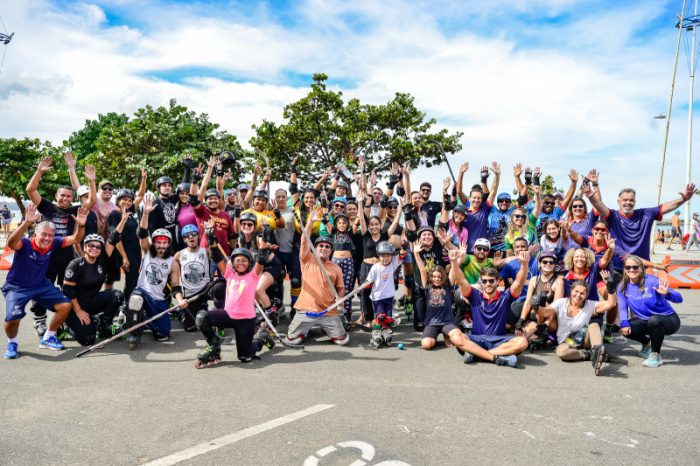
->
[[194, 241, 275, 368], [365, 241, 403, 347]]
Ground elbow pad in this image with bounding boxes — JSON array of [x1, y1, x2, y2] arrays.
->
[[516, 193, 529, 208], [209, 244, 224, 263], [289, 182, 298, 195], [396, 185, 405, 197], [108, 231, 122, 245], [406, 229, 417, 242], [137, 227, 149, 239], [402, 204, 414, 218], [63, 284, 77, 300]]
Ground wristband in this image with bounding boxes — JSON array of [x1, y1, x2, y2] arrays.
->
[[209, 244, 223, 263], [533, 174, 541, 186], [257, 249, 269, 264], [193, 171, 203, 182], [592, 183, 599, 187], [290, 164, 296, 174], [273, 209, 281, 219], [171, 285, 183, 297]]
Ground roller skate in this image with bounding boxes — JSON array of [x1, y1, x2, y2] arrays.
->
[[252, 326, 275, 351], [195, 342, 221, 368], [369, 330, 383, 349], [126, 333, 141, 350], [591, 344, 608, 376], [381, 328, 393, 347], [403, 299, 413, 321]]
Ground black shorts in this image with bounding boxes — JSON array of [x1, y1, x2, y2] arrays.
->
[[263, 257, 283, 281], [422, 322, 458, 339]]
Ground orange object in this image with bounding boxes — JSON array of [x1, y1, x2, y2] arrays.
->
[[0, 246, 14, 271], [648, 264, 700, 289]]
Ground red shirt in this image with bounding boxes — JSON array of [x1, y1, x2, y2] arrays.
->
[[193, 205, 235, 255]]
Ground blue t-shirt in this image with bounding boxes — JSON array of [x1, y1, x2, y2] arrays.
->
[[617, 274, 682, 328], [570, 211, 598, 237], [465, 201, 492, 252], [605, 207, 661, 261], [500, 257, 538, 303], [6, 237, 65, 288], [424, 285, 455, 326], [488, 205, 514, 251], [468, 288, 518, 336], [536, 205, 565, 238], [563, 260, 603, 302]]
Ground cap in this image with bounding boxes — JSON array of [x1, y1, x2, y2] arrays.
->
[[99, 180, 113, 189], [474, 238, 491, 249], [77, 185, 90, 198]]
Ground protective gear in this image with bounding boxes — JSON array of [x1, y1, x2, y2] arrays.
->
[[332, 196, 347, 206], [126, 290, 145, 332], [204, 188, 221, 199], [239, 212, 258, 225], [108, 230, 121, 245], [474, 238, 491, 249], [453, 204, 468, 216], [376, 241, 395, 255], [370, 330, 383, 349], [176, 183, 191, 194], [386, 197, 399, 207], [497, 192, 511, 202], [181, 224, 199, 237], [195, 341, 221, 368], [209, 278, 226, 309], [252, 327, 275, 352], [404, 275, 415, 292], [417, 226, 435, 237], [290, 277, 302, 290], [63, 284, 77, 300], [77, 185, 90, 198], [331, 334, 349, 346], [402, 204, 414, 217], [156, 176, 174, 188], [83, 233, 105, 245], [253, 189, 268, 200], [231, 248, 254, 272], [379, 196, 389, 208], [337, 180, 349, 190], [115, 188, 135, 203], [219, 150, 236, 168], [151, 228, 172, 243], [314, 236, 333, 249], [524, 168, 533, 185], [238, 183, 250, 192], [333, 213, 349, 224]]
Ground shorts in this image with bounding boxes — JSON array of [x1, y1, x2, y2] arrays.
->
[[263, 257, 283, 281], [287, 311, 346, 340], [671, 227, 681, 238], [467, 334, 513, 351], [2, 281, 70, 322], [372, 297, 394, 316], [422, 322, 458, 339], [403, 249, 414, 264], [1, 217, 10, 225]]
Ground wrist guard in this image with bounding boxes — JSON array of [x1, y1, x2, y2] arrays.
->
[[533, 174, 541, 186], [402, 204, 414, 217], [233, 207, 242, 218], [321, 214, 330, 225], [290, 164, 296, 174], [209, 244, 223, 263], [379, 196, 389, 208], [257, 249, 270, 264], [216, 166, 224, 177], [524, 170, 532, 185], [387, 174, 400, 189], [480, 171, 489, 184], [137, 227, 149, 239], [171, 285, 183, 298], [396, 185, 405, 197], [273, 209, 281, 219], [206, 228, 217, 246], [289, 182, 298, 195], [192, 171, 203, 182]]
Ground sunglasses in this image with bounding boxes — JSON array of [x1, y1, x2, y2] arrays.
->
[[513, 214, 526, 219], [540, 260, 555, 265], [184, 233, 199, 239], [85, 243, 102, 250], [334, 204, 346, 209], [388, 206, 398, 209], [543, 201, 555, 206], [475, 246, 490, 252], [572, 205, 585, 209], [241, 222, 255, 227], [624, 265, 640, 271], [101, 187, 113, 191], [593, 227, 608, 232], [317, 244, 331, 249], [481, 278, 497, 285], [421, 188, 431, 192], [498, 199, 511, 203]]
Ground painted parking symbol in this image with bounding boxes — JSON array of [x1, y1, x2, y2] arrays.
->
[[303, 440, 410, 466]]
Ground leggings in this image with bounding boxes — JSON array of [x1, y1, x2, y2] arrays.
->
[[359, 262, 375, 321], [64, 290, 123, 346], [333, 256, 355, 319], [199, 309, 256, 360], [626, 313, 681, 354]]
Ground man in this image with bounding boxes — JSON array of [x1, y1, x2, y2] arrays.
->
[[669, 210, 681, 249], [465, 163, 500, 252], [685, 212, 700, 251], [194, 188, 236, 256], [273, 188, 302, 308], [535, 169, 578, 237], [286, 213, 347, 345], [452, 245, 531, 367], [418, 182, 442, 227], [488, 193, 515, 252], [2, 204, 87, 358], [584, 179, 696, 261], [223, 188, 239, 217], [26, 157, 97, 338], [147, 155, 193, 241]]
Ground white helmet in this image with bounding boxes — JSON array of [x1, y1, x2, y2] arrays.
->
[[83, 233, 104, 245], [474, 238, 491, 250], [151, 228, 172, 242], [77, 185, 90, 198]]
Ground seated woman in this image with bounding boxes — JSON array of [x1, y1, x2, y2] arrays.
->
[[536, 274, 617, 375], [617, 255, 682, 368], [516, 250, 564, 339]]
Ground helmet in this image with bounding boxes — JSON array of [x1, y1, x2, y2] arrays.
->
[[176, 183, 191, 194], [230, 248, 254, 271], [115, 188, 135, 203], [337, 180, 349, 190], [376, 241, 395, 255], [474, 238, 491, 250], [181, 224, 199, 237], [239, 212, 258, 225], [253, 189, 268, 200], [417, 225, 435, 236], [538, 250, 556, 262], [204, 188, 221, 199], [496, 192, 511, 202], [238, 183, 250, 192], [151, 228, 172, 242], [219, 150, 236, 168], [333, 213, 349, 224], [83, 233, 104, 245], [331, 196, 347, 206], [77, 185, 90, 198], [386, 197, 399, 207], [453, 204, 468, 215], [314, 236, 333, 248], [156, 176, 174, 188]]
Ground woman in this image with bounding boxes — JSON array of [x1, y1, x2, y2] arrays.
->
[[517, 250, 564, 337], [175, 182, 199, 245], [567, 197, 597, 237], [326, 213, 356, 322], [618, 255, 682, 367], [107, 189, 141, 299], [539, 219, 577, 274], [562, 246, 613, 302], [438, 177, 469, 248], [537, 275, 617, 375], [1, 204, 11, 238]]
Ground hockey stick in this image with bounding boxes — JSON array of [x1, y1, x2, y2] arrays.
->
[[254, 301, 304, 350], [306, 280, 373, 318], [76, 283, 212, 358]]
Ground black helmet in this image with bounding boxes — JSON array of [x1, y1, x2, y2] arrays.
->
[[386, 197, 399, 207], [230, 248, 254, 271], [219, 150, 236, 168], [204, 188, 221, 199], [453, 204, 468, 215], [253, 189, 268, 200], [176, 183, 191, 194], [115, 188, 135, 203], [376, 241, 395, 255], [333, 213, 349, 224], [314, 235, 333, 249], [156, 176, 174, 188], [239, 212, 258, 225]]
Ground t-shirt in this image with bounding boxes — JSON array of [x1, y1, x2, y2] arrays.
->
[[92, 197, 117, 237], [536, 205, 565, 238], [64, 255, 107, 303], [6, 237, 66, 288], [293, 246, 344, 314], [367, 256, 402, 301], [179, 247, 211, 296], [223, 266, 261, 319], [605, 206, 662, 261], [421, 201, 442, 227], [504, 213, 538, 250], [460, 254, 495, 285], [147, 194, 179, 240], [550, 298, 596, 344], [570, 211, 598, 237], [37, 198, 79, 264], [362, 231, 389, 259], [424, 284, 454, 326], [500, 257, 538, 303], [194, 205, 235, 255], [107, 209, 140, 261], [274, 209, 296, 253], [467, 288, 518, 336], [563, 260, 603, 301], [616, 274, 682, 327], [136, 255, 174, 301], [465, 201, 492, 252], [413, 242, 446, 287], [488, 205, 514, 251]]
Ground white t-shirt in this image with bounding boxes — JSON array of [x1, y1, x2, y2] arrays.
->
[[367, 256, 402, 301], [550, 298, 596, 344]]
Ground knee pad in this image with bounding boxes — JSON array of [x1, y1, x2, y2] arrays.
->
[[209, 278, 226, 308], [195, 310, 208, 328], [404, 275, 415, 291], [331, 334, 349, 346], [126, 290, 145, 326], [290, 277, 302, 290]]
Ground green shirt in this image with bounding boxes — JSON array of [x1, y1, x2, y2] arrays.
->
[[460, 254, 494, 284], [504, 213, 538, 250]]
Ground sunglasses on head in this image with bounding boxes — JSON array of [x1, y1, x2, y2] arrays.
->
[[475, 246, 490, 252], [624, 265, 640, 271], [481, 278, 497, 285]]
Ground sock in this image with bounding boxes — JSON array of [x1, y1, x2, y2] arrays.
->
[[44, 330, 56, 339], [8, 337, 18, 344]]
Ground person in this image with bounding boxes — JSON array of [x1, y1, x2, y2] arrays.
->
[[327, 213, 356, 322], [62, 227, 125, 346], [539, 218, 577, 274], [194, 244, 275, 368], [124, 194, 188, 349], [487, 164, 530, 252], [193, 158, 236, 256], [583, 175, 696, 262], [107, 189, 141, 299], [147, 154, 194, 241], [286, 212, 348, 346], [1, 204, 11, 238], [452, 244, 531, 367], [504, 205, 540, 254], [669, 210, 681, 249], [364, 241, 403, 348], [534, 169, 578, 237], [3, 203, 87, 358], [26, 156, 97, 338], [464, 162, 499, 253], [567, 196, 597, 237], [535, 274, 617, 375], [685, 213, 700, 252], [502, 238, 541, 332], [417, 182, 442, 227], [438, 177, 469, 248], [617, 255, 682, 367], [516, 250, 563, 339], [273, 188, 302, 309]]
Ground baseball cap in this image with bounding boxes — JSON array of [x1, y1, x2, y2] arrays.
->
[[474, 238, 491, 249], [99, 180, 113, 189]]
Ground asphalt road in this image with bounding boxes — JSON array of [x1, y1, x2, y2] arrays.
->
[[1, 272, 699, 466]]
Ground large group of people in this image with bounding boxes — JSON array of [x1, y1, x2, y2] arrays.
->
[[1, 151, 694, 374]]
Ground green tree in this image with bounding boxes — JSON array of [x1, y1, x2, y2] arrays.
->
[[72, 99, 248, 189], [250, 73, 463, 185], [0, 138, 66, 216]]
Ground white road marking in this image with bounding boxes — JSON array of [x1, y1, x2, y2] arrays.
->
[[143, 403, 335, 466]]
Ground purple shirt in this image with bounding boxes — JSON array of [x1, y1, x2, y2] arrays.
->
[[570, 211, 598, 237], [467, 288, 517, 336], [6, 237, 65, 288], [465, 201, 492, 252], [617, 274, 681, 328], [605, 206, 661, 261]]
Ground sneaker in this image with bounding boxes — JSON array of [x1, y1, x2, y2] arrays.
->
[[642, 352, 663, 368], [33, 320, 47, 338], [39, 335, 65, 351], [463, 352, 475, 364], [153, 332, 170, 342], [494, 354, 517, 368], [4, 342, 18, 359], [638, 343, 652, 359]]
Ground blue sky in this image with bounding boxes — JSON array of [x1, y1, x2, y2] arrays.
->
[[0, 0, 696, 213]]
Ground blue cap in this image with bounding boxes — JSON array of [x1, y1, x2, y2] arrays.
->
[[332, 196, 348, 205]]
